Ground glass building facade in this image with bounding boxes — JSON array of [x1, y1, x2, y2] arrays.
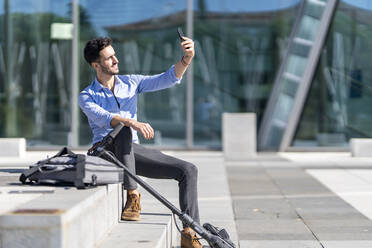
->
[[1, 0, 371, 151]]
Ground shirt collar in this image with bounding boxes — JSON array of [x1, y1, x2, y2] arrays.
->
[[92, 75, 121, 92]]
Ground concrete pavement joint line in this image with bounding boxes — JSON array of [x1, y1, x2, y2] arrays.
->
[[348, 169, 372, 185], [263, 166, 325, 248], [220, 162, 240, 246], [321, 240, 372, 247], [307, 169, 372, 221], [231, 191, 372, 200], [239, 240, 323, 248], [142, 196, 231, 203]]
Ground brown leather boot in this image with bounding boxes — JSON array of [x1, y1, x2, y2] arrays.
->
[[181, 228, 202, 248], [121, 193, 141, 221]]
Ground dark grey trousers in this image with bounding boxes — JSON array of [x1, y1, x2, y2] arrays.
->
[[106, 126, 200, 226]]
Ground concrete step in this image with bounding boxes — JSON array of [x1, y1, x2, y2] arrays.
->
[[99, 177, 179, 248], [98, 212, 176, 248], [0, 182, 122, 248], [0, 169, 179, 248]]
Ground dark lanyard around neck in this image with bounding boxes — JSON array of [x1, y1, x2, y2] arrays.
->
[[112, 90, 120, 108], [111, 77, 120, 109]]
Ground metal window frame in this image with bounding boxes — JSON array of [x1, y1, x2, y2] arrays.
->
[[70, 0, 79, 148], [186, 0, 194, 148]]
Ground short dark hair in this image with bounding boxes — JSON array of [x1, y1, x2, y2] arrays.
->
[[83, 37, 112, 64]]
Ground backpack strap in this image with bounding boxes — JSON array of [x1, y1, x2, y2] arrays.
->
[[19, 147, 76, 184], [19, 164, 44, 184], [74, 154, 87, 189]]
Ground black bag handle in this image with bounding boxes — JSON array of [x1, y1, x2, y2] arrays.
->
[[54, 147, 76, 157]]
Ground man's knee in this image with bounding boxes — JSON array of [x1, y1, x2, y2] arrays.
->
[[181, 161, 198, 179], [117, 126, 132, 140]]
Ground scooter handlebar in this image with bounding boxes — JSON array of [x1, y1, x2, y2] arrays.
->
[[109, 122, 125, 139], [89, 122, 125, 156]]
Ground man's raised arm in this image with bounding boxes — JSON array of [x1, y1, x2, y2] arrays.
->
[[174, 36, 195, 78]]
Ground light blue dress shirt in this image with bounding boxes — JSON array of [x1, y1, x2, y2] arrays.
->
[[79, 65, 181, 145]]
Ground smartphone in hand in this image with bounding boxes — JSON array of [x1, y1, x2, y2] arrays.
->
[[177, 27, 185, 41]]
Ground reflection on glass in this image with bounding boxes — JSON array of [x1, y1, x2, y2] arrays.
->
[[274, 94, 294, 122], [193, 0, 300, 147], [259, 0, 328, 150], [293, 0, 372, 147], [297, 15, 321, 40], [285, 54, 308, 77], [280, 77, 298, 97], [0, 0, 73, 146]]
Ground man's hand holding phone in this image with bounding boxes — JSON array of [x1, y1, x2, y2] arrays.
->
[[174, 27, 194, 78], [177, 27, 194, 65]]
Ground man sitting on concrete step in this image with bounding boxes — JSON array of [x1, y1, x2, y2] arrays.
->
[[79, 36, 202, 248]]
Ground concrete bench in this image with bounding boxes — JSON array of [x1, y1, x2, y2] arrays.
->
[[0, 184, 122, 248], [222, 113, 256, 160], [350, 138, 372, 157], [0, 138, 26, 157]]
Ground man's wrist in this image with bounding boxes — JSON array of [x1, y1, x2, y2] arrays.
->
[[125, 118, 135, 128], [111, 115, 135, 128], [181, 56, 192, 66], [184, 55, 193, 62]]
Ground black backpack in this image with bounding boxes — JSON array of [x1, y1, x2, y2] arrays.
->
[[19, 147, 124, 189]]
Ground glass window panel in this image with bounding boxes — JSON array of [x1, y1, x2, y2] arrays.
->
[[297, 15, 321, 41], [285, 54, 308, 77], [293, 0, 372, 147], [0, 0, 73, 146], [267, 123, 285, 148], [193, 0, 301, 147], [292, 40, 311, 57], [273, 93, 294, 122], [304, 0, 326, 19], [280, 76, 299, 97]]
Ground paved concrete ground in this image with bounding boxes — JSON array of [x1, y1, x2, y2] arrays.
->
[[2, 150, 372, 248], [0, 150, 238, 248], [226, 152, 372, 248]]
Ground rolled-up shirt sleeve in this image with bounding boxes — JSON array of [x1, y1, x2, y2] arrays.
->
[[133, 65, 182, 93], [78, 91, 114, 129]]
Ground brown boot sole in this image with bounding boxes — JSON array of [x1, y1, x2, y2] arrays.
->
[[121, 215, 140, 221]]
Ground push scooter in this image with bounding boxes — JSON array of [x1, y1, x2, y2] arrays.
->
[[89, 122, 236, 248]]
